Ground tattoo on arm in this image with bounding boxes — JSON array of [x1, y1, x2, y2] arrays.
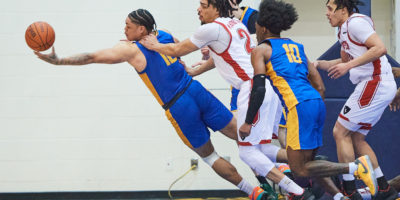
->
[[46, 53, 94, 65]]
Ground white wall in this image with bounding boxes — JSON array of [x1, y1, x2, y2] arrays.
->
[[0, 0, 394, 193]]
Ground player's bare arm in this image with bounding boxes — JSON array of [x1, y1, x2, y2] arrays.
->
[[140, 35, 198, 57], [307, 59, 326, 100], [238, 44, 270, 138], [328, 33, 386, 79], [314, 58, 342, 71], [35, 42, 135, 66], [187, 58, 216, 77]]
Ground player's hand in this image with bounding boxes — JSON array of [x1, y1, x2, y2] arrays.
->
[[392, 67, 400, 78], [328, 63, 350, 79], [201, 47, 210, 60], [139, 34, 159, 50], [191, 60, 207, 68], [239, 123, 252, 140], [312, 60, 320, 68], [34, 47, 59, 65], [389, 89, 400, 111]]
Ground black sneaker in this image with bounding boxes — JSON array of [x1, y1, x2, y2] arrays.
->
[[342, 180, 362, 200], [289, 189, 315, 200], [373, 185, 398, 200]]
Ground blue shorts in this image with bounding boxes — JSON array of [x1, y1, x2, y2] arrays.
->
[[166, 80, 233, 149], [230, 87, 240, 111], [286, 99, 325, 150]]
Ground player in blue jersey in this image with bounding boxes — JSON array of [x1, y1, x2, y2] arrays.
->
[[240, 1, 378, 200], [34, 8, 269, 199]]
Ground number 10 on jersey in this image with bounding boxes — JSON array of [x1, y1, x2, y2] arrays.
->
[[282, 43, 302, 63]]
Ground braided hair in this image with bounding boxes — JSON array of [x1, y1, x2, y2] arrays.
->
[[257, 0, 298, 35], [327, 0, 364, 14], [207, 0, 234, 18], [128, 9, 157, 33]]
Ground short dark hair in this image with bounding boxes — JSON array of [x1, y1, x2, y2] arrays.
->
[[257, 0, 298, 35], [236, 0, 242, 4], [207, 0, 234, 18], [128, 9, 157, 33], [326, 0, 364, 14]]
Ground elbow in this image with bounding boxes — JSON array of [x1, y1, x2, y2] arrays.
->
[[377, 46, 387, 57]]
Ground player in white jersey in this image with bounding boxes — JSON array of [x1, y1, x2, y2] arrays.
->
[[140, 0, 315, 199], [316, 0, 398, 199]]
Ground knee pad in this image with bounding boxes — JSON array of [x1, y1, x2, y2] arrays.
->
[[260, 143, 281, 163], [202, 151, 220, 167]]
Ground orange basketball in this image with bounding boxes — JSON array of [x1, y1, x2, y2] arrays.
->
[[25, 21, 55, 51]]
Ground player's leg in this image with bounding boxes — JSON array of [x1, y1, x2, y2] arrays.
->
[[352, 132, 398, 200], [239, 145, 305, 197], [189, 80, 267, 199]]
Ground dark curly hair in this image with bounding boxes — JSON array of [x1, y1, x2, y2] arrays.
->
[[128, 9, 157, 33], [326, 0, 364, 14], [257, 0, 298, 35], [207, 0, 234, 18]]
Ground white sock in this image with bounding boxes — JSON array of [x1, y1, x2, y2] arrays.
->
[[333, 192, 344, 200], [348, 162, 358, 174], [278, 175, 304, 195], [237, 179, 254, 195], [374, 167, 384, 178], [343, 174, 355, 181]]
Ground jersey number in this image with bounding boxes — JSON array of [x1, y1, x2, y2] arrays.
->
[[160, 54, 177, 66], [282, 44, 302, 63], [237, 29, 253, 54]]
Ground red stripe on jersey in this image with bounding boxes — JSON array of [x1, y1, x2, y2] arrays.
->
[[210, 20, 251, 81], [358, 60, 381, 108], [339, 114, 350, 121], [238, 139, 272, 146]]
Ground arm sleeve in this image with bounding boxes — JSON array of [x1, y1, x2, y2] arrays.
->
[[245, 74, 266, 124], [348, 17, 375, 44], [190, 23, 220, 48]]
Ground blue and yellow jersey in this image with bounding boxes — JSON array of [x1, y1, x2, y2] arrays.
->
[[239, 6, 258, 34], [262, 38, 321, 110], [135, 30, 192, 106]]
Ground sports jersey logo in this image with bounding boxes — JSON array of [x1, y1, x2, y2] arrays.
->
[[343, 105, 351, 114]]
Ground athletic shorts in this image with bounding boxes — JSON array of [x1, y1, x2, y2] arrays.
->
[[166, 80, 233, 149], [230, 87, 240, 111], [337, 79, 397, 135], [237, 80, 281, 146], [286, 98, 325, 150]]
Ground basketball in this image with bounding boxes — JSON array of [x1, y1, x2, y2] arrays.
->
[[25, 21, 55, 51]]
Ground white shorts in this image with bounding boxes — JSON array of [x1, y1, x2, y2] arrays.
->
[[337, 79, 397, 135], [237, 80, 281, 145]]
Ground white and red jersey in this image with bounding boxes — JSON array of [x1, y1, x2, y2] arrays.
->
[[338, 13, 394, 84], [190, 17, 255, 89]]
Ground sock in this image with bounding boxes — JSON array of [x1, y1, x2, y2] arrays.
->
[[333, 193, 344, 200], [348, 162, 358, 174], [342, 174, 355, 181], [278, 175, 304, 195], [374, 167, 384, 178], [342, 180, 357, 195], [237, 179, 254, 195]]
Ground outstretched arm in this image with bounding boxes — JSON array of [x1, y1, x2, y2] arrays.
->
[[140, 35, 198, 57], [34, 42, 133, 66]]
